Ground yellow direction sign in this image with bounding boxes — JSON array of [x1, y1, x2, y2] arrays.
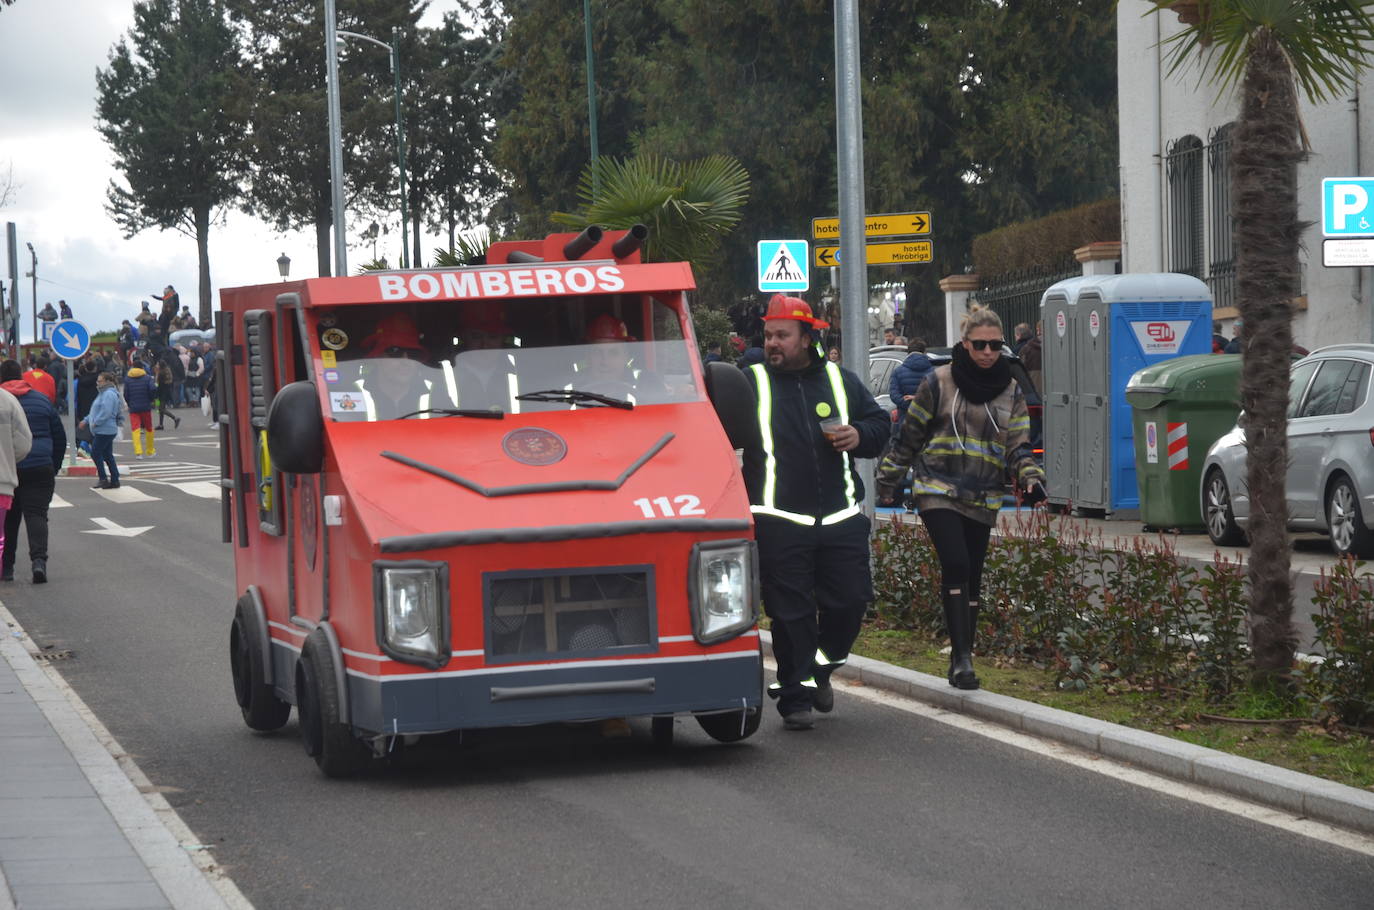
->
[[811, 211, 931, 241], [812, 240, 933, 268]]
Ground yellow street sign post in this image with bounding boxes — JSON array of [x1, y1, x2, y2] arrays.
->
[[813, 240, 933, 268], [811, 211, 931, 241]]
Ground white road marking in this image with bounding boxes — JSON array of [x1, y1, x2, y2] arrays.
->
[[170, 481, 221, 499], [773, 659, 1374, 857], [50, 494, 71, 509], [96, 485, 160, 503], [82, 516, 153, 537]]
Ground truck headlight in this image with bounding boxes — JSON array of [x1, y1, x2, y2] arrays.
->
[[689, 540, 758, 644], [374, 561, 449, 668]]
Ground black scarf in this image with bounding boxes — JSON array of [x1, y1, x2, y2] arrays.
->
[[951, 342, 1012, 404]]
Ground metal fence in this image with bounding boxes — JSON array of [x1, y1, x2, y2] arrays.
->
[[971, 256, 1082, 335]]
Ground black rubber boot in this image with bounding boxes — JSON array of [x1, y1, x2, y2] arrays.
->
[[943, 589, 979, 690]]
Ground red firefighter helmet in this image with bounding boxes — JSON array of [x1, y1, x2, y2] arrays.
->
[[360, 312, 425, 356], [460, 301, 510, 337], [585, 313, 635, 342], [763, 294, 829, 329]]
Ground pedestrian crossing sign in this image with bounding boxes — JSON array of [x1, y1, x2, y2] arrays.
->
[[757, 240, 809, 292]]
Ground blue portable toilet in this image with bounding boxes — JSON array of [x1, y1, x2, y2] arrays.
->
[[1039, 273, 1212, 515]]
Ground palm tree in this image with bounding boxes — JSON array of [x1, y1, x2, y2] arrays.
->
[[552, 154, 749, 271], [1154, 0, 1374, 683]]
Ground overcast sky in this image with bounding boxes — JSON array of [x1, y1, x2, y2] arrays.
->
[[0, 0, 459, 343]]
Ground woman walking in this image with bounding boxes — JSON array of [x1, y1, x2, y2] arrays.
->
[[876, 305, 1045, 690], [80, 372, 122, 490]]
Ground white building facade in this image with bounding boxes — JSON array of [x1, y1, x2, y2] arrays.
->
[[1118, 4, 1374, 348]]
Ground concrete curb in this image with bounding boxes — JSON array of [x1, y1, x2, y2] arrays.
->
[[759, 631, 1374, 836]]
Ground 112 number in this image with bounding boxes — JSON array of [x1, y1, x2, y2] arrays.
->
[[633, 495, 706, 518]]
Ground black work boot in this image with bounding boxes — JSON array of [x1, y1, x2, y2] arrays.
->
[[942, 589, 978, 690], [812, 672, 834, 714], [782, 709, 815, 731], [32, 558, 47, 585]]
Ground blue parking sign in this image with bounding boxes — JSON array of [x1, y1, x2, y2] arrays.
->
[[1323, 178, 1374, 237]]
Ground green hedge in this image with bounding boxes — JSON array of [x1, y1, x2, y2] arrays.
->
[[972, 198, 1121, 276]]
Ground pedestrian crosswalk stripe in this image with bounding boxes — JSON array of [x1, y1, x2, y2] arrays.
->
[[171, 481, 221, 499], [96, 485, 160, 503], [51, 494, 71, 509]]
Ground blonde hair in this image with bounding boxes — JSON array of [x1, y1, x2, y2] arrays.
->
[[960, 303, 1003, 339]]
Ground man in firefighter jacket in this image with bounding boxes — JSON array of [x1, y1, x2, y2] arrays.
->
[[740, 295, 889, 730], [354, 312, 454, 420]]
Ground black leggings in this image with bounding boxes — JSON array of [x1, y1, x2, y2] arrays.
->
[[919, 508, 992, 601]]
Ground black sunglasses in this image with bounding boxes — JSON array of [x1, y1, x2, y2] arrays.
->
[[967, 338, 1004, 351], [381, 346, 424, 360]]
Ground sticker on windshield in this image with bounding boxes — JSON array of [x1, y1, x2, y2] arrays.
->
[[322, 328, 349, 350], [321, 350, 337, 367], [330, 391, 362, 413], [323, 369, 339, 383]]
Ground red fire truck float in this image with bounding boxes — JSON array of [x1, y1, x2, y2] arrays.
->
[[217, 226, 763, 775]]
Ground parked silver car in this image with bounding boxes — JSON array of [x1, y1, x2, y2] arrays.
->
[[1200, 344, 1374, 556]]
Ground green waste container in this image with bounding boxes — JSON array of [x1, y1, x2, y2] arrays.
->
[[1125, 354, 1242, 530]]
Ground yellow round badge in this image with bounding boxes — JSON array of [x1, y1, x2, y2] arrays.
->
[[815, 402, 832, 418]]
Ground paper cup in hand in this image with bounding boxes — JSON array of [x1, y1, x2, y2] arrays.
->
[[819, 416, 844, 440]]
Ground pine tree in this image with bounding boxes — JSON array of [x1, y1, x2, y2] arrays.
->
[[96, 0, 248, 327]]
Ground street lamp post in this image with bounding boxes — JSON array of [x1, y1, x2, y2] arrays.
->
[[277, 253, 291, 281], [24, 242, 35, 346], [335, 27, 408, 269], [583, 0, 599, 193], [324, 0, 346, 276]]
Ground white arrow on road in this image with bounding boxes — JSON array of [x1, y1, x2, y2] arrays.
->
[[81, 516, 153, 537]]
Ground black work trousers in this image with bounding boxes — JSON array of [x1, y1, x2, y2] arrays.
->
[[919, 507, 992, 601], [3, 465, 55, 574], [757, 512, 872, 715]]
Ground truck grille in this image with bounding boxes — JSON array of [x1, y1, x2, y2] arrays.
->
[[484, 567, 655, 662]]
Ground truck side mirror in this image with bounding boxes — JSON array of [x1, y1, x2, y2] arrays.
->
[[267, 381, 324, 474], [704, 361, 756, 449]]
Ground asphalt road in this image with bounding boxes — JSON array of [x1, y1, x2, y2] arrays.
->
[[4, 425, 1373, 908]]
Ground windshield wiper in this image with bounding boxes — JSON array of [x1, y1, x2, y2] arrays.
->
[[397, 408, 507, 420], [515, 388, 635, 410]]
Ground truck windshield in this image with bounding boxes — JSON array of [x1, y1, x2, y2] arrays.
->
[[314, 295, 705, 421]]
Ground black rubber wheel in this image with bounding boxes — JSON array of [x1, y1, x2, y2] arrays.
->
[[1327, 475, 1374, 558], [1203, 469, 1246, 547], [704, 361, 757, 449], [695, 706, 762, 743], [296, 633, 372, 778], [230, 600, 291, 732], [650, 715, 675, 749]]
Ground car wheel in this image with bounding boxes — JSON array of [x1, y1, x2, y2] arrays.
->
[[230, 598, 291, 732], [695, 706, 762, 743], [297, 633, 373, 778], [1203, 469, 1246, 547], [1326, 475, 1374, 558]]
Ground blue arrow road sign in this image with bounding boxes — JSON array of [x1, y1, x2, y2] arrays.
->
[[50, 319, 90, 360], [1323, 178, 1374, 237], [757, 240, 810, 292]]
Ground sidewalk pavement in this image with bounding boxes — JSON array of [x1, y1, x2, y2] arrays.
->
[[760, 631, 1374, 837], [0, 605, 240, 910]]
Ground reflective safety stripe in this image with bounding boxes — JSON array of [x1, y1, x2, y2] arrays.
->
[[815, 648, 847, 668], [770, 677, 819, 689], [750, 504, 816, 526], [823, 361, 858, 509], [750, 363, 860, 526], [820, 504, 863, 525]]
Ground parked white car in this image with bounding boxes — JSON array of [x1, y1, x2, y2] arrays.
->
[[1201, 344, 1374, 557]]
